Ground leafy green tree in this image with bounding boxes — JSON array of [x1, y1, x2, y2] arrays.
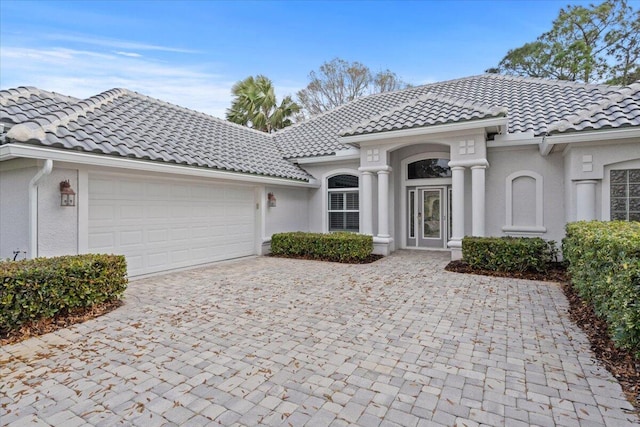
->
[[297, 58, 410, 116], [226, 75, 300, 132], [489, 0, 639, 84]]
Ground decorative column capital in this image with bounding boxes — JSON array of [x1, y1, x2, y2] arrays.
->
[[451, 166, 466, 171], [376, 169, 391, 176], [471, 165, 487, 170], [448, 158, 489, 169], [358, 165, 392, 173], [360, 170, 374, 176]]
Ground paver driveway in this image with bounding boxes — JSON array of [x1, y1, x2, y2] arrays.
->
[[1, 251, 638, 426]]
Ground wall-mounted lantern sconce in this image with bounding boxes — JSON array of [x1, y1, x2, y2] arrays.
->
[[267, 192, 276, 208], [60, 180, 76, 207]]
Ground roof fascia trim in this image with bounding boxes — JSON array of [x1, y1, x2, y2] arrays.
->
[[488, 131, 542, 148], [294, 153, 361, 165], [339, 117, 509, 145], [539, 127, 640, 156], [0, 144, 319, 188]]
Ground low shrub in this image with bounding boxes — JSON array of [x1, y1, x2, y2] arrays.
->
[[0, 254, 128, 334], [462, 236, 558, 273], [271, 232, 373, 262], [563, 221, 640, 357]]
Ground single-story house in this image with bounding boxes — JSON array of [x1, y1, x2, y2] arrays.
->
[[1, 74, 639, 276]]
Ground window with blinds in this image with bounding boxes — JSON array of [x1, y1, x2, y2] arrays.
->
[[328, 175, 359, 232]]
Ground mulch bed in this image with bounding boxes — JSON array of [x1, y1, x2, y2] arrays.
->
[[446, 260, 640, 411], [563, 283, 640, 409], [268, 253, 384, 264], [445, 260, 569, 282], [0, 300, 123, 346]]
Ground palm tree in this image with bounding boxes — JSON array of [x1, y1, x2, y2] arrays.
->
[[226, 75, 300, 133]]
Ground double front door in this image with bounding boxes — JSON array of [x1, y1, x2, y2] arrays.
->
[[407, 186, 451, 248]]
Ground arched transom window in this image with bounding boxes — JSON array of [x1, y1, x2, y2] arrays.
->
[[407, 159, 451, 179], [328, 174, 359, 232]]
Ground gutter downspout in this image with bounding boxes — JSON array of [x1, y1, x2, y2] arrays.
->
[[28, 159, 53, 259]]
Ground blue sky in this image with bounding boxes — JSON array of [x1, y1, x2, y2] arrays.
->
[[1, 0, 595, 118]]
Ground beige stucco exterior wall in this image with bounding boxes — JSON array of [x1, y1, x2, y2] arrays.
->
[[37, 167, 79, 257], [562, 139, 640, 222], [486, 146, 565, 244], [0, 162, 34, 260], [264, 185, 310, 237], [0, 161, 79, 259]]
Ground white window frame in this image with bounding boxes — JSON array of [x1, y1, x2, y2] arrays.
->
[[327, 174, 360, 233], [603, 160, 640, 220], [609, 168, 640, 221]]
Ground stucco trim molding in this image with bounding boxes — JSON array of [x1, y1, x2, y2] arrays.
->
[[540, 128, 640, 156], [503, 170, 546, 234], [0, 144, 319, 189], [320, 168, 361, 234], [448, 158, 490, 169]]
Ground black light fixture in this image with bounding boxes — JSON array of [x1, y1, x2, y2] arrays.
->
[[60, 180, 76, 207], [267, 192, 276, 208]]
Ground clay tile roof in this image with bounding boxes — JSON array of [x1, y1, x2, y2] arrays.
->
[[274, 74, 622, 158], [0, 86, 79, 125], [2, 88, 310, 181], [547, 82, 640, 134], [341, 94, 508, 137]]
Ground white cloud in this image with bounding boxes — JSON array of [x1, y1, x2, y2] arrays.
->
[[114, 51, 142, 58], [0, 46, 233, 118], [46, 33, 200, 54]]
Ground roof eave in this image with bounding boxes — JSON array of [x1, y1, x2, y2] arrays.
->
[[539, 127, 640, 156], [339, 117, 509, 146], [0, 143, 319, 188], [291, 148, 361, 164]]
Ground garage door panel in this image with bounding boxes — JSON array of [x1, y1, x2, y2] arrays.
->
[[90, 179, 116, 197], [120, 180, 145, 197], [171, 227, 190, 241], [148, 251, 169, 268], [145, 205, 169, 219], [88, 231, 114, 250], [148, 228, 168, 243], [88, 174, 256, 276], [120, 204, 145, 220], [126, 255, 144, 272], [89, 203, 115, 222], [120, 230, 143, 246]]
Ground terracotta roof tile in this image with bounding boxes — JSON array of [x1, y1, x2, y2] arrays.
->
[[3, 88, 311, 181], [275, 74, 623, 158]]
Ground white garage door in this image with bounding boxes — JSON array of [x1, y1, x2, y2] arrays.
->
[[88, 173, 256, 276]]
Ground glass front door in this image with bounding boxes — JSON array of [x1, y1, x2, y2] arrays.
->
[[407, 186, 449, 248]]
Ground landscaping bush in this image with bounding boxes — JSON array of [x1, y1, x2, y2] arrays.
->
[[0, 254, 128, 334], [462, 236, 558, 273], [563, 221, 640, 357], [271, 232, 373, 262]]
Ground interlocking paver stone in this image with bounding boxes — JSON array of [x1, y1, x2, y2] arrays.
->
[[1, 251, 638, 426]]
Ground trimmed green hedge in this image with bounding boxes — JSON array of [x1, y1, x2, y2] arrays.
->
[[563, 221, 640, 357], [462, 236, 558, 273], [271, 232, 373, 262], [1, 254, 128, 334]]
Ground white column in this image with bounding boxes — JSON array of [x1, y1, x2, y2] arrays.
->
[[576, 180, 597, 221], [377, 170, 390, 238], [449, 166, 465, 256], [360, 171, 374, 235], [471, 165, 486, 237]]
